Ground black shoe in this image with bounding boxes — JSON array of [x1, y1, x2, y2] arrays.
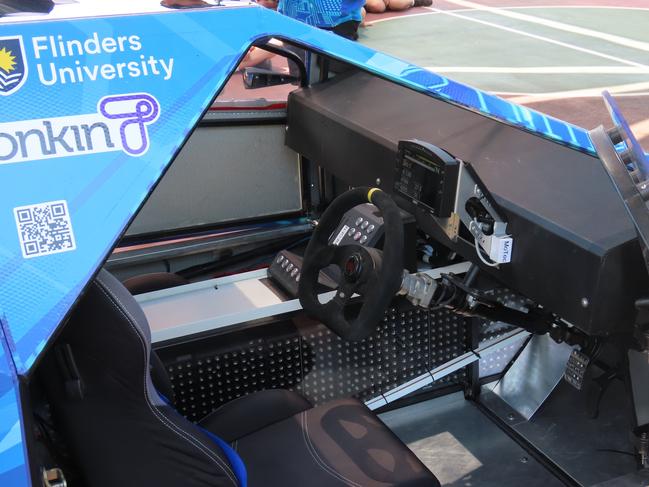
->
[[413, 0, 432, 6]]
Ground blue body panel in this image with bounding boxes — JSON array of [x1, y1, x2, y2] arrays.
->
[[0, 323, 30, 486], [0, 5, 594, 482]]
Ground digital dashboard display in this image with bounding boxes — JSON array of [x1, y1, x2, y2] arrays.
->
[[394, 140, 459, 218]]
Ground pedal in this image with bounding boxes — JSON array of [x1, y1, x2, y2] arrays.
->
[[564, 349, 591, 390]]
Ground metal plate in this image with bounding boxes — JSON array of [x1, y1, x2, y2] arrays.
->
[[492, 334, 573, 420], [481, 373, 639, 486], [381, 392, 564, 487]]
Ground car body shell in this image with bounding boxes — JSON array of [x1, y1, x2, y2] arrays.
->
[[0, 3, 594, 483]]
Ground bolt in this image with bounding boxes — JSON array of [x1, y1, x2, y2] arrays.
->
[[581, 297, 589, 308], [376, 178, 381, 186], [520, 456, 529, 464], [507, 413, 516, 421], [339, 292, 346, 298]]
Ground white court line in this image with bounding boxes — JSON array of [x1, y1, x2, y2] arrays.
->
[[495, 81, 649, 103], [443, 0, 649, 53], [423, 66, 649, 74], [496, 5, 649, 11], [424, 6, 649, 68], [365, 5, 649, 26]]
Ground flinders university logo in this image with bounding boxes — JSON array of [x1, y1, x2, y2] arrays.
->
[[0, 36, 27, 96]]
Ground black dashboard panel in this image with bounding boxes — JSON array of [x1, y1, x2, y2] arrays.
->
[[286, 70, 648, 336]]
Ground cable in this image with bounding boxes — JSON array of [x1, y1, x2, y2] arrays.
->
[[474, 234, 499, 268]]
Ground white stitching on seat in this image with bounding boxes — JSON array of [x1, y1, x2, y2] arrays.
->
[[94, 277, 238, 486], [300, 412, 347, 485], [95, 278, 238, 485], [300, 411, 362, 487]]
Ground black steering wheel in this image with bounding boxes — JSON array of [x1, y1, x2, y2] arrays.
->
[[298, 187, 404, 341]]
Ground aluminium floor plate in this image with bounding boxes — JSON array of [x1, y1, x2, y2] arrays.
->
[[483, 378, 639, 486], [380, 392, 564, 486]]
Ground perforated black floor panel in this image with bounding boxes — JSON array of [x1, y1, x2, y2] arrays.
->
[[298, 302, 468, 405], [158, 299, 471, 421]]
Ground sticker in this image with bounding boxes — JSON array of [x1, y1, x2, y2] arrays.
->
[[495, 236, 513, 263], [14, 200, 76, 259], [332, 225, 349, 246], [0, 93, 160, 163]]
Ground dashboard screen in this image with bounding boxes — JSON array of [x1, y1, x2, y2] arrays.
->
[[394, 140, 459, 218]]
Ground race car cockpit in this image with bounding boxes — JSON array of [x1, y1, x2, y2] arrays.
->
[[2, 3, 649, 487]]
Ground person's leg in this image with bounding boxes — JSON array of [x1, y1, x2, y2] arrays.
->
[[160, 0, 209, 8], [256, 0, 278, 9], [364, 0, 387, 13], [384, 0, 413, 10], [332, 20, 361, 40], [383, 0, 432, 9]]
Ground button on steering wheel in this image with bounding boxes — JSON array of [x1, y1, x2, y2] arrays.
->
[[298, 188, 404, 341]]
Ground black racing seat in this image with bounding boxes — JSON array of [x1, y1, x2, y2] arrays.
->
[[40, 270, 440, 487]]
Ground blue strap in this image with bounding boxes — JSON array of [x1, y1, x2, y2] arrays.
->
[[156, 391, 247, 487], [200, 427, 248, 487]]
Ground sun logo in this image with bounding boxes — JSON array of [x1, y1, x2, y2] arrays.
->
[[0, 36, 27, 96], [0, 47, 16, 74]]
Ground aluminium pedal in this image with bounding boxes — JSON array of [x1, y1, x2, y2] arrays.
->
[[564, 349, 591, 390]]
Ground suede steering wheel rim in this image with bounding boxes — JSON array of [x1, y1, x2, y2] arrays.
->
[[298, 188, 404, 341]]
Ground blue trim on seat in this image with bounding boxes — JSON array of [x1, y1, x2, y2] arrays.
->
[[156, 390, 247, 487], [200, 427, 248, 487]]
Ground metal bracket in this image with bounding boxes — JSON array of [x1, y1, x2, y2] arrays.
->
[[629, 349, 649, 428], [455, 163, 513, 265], [365, 328, 529, 410], [492, 334, 574, 420], [42, 468, 66, 487], [397, 270, 438, 308]]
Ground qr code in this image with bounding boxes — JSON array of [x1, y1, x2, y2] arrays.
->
[[14, 200, 76, 259]]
